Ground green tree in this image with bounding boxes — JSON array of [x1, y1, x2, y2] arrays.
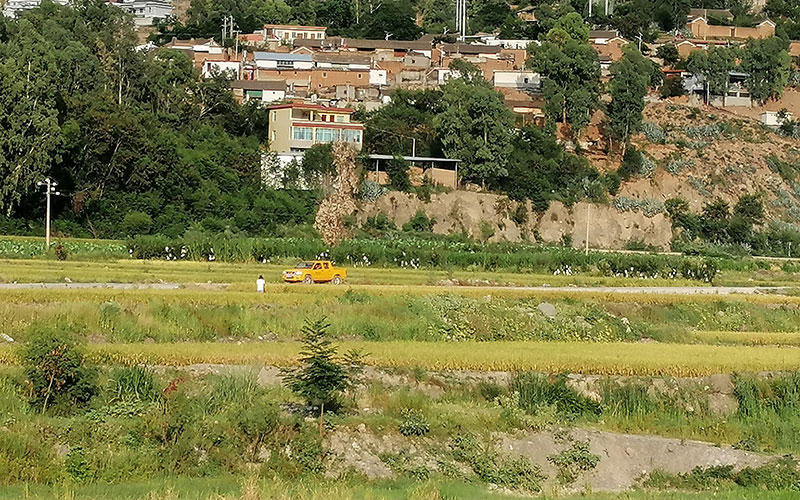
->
[[361, 88, 443, 156], [433, 78, 515, 186], [553, 11, 589, 42], [386, 154, 412, 191], [471, 0, 512, 33], [362, 1, 422, 40], [528, 14, 600, 136], [740, 37, 792, 104], [21, 328, 97, 414], [654, 0, 691, 31], [0, 20, 61, 215], [448, 58, 485, 83], [606, 47, 656, 153], [734, 193, 765, 225], [687, 46, 737, 104], [701, 197, 731, 242], [656, 44, 680, 65], [281, 318, 364, 431]]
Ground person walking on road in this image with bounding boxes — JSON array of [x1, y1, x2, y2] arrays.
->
[[256, 275, 265, 293]]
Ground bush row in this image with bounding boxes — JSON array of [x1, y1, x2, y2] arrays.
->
[[126, 235, 724, 281]]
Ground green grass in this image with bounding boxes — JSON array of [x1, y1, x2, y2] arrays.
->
[[693, 330, 800, 346], [0, 477, 797, 500], [6, 284, 800, 346], [1, 341, 798, 376]]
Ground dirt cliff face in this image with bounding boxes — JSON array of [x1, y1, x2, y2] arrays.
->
[[359, 102, 800, 250], [358, 192, 673, 250]]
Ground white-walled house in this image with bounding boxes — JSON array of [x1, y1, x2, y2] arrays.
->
[[202, 60, 240, 79], [493, 70, 540, 91], [231, 80, 286, 103]]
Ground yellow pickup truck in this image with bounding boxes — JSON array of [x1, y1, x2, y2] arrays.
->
[[282, 260, 347, 284]]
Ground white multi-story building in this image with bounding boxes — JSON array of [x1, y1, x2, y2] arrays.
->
[[4, 0, 172, 26], [114, 0, 172, 26], [3, 0, 68, 18], [262, 24, 326, 42]]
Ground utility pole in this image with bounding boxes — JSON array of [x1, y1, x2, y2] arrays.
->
[[605, 0, 609, 16], [636, 32, 643, 51], [455, 0, 467, 40], [584, 204, 590, 256], [412, 137, 416, 157], [222, 15, 227, 43], [588, 0, 592, 18], [36, 177, 59, 249]]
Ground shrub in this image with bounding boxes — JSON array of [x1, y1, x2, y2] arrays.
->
[[641, 121, 667, 144], [665, 158, 694, 175], [660, 75, 686, 98], [547, 440, 600, 484], [511, 373, 601, 420], [451, 433, 544, 491], [618, 147, 643, 180], [121, 211, 153, 237], [402, 210, 435, 232], [109, 366, 159, 403], [20, 327, 98, 413], [398, 408, 430, 436], [386, 154, 412, 191], [639, 155, 657, 177], [54, 243, 68, 261], [363, 213, 396, 233], [359, 179, 387, 202], [613, 196, 665, 217]]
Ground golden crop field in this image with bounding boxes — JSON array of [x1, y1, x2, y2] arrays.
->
[[1, 341, 798, 376]]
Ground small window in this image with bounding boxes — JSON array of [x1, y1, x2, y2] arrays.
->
[[271, 130, 276, 141], [357, 73, 362, 79], [323, 262, 329, 269], [322, 72, 327, 77], [272, 111, 276, 121], [313, 263, 322, 270]]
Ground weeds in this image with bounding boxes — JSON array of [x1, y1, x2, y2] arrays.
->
[[547, 440, 600, 484]]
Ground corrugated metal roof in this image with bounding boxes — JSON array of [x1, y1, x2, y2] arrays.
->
[[254, 52, 313, 61]]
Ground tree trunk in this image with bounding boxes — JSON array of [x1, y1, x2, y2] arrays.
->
[[42, 374, 55, 415], [319, 402, 325, 438]]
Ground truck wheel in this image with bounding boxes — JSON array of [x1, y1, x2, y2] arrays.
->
[[332, 275, 342, 285], [303, 275, 313, 284]]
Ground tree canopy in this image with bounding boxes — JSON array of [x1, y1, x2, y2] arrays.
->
[[433, 77, 516, 186], [528, 13, 600, 136], [0, 0, 319, 239]]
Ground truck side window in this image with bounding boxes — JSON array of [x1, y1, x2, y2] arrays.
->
[[324, 263, 329, 269], [313, 263, 321, 270]]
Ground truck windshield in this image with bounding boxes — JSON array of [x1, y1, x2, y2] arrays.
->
[[295, 262, 314, 269]]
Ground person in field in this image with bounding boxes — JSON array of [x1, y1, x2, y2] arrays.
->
[[256, 275, 265, 293]]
